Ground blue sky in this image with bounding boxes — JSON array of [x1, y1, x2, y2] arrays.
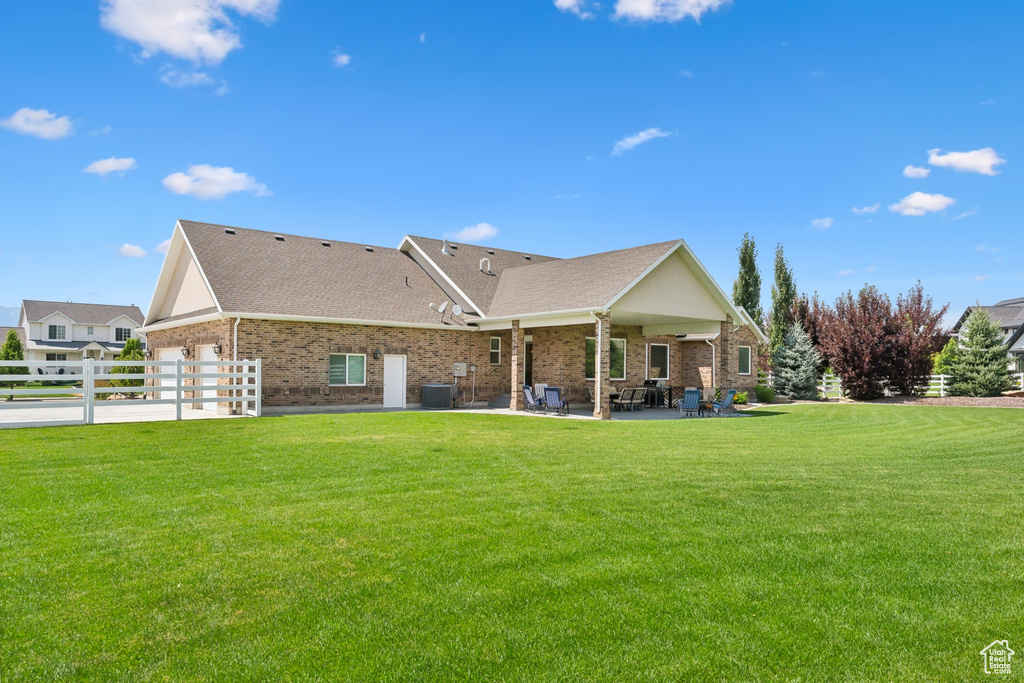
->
[[1, 0, 1021, 324]]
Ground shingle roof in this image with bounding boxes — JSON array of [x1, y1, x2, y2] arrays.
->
[[486, 240, 680, 318], [0, 326, 25, 346], [405, 236, 559, 314], [178, 221, 469, 327], [955, 303, 1024, 331], [22, 300, 143, 325]]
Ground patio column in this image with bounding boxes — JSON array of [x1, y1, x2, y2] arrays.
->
[[509, 320, 524, 411], [593, 312, 612, 419]]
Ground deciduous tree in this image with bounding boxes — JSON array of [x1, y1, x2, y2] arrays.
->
[[732, 233, 763, 325]]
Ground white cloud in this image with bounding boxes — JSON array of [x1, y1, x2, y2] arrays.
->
[[888, 192, 955, 217], [975, 275, 990, 281], [99, 0, 280, 65], [612, 127, 673, 156], [91, 125, 113, 136], [811, 217, 833, 229], [975, 244, 999, 253], [950, 208, 978, 221], [902, 165, 930, 179], [980, 99, 995, 107], [680, 69, 694, 78], [614, 0, 731, 22], [928, 147, 1006, 176], [332, 50, 351, 67], [156, 238, 173, 254], [0, 108, 74, 139], [837, 269, 854, 277], [159, 66, 215, 87], [162, 164, 270, 200], [555, 0, 594, 18], [118, 243, 147, 258], [864, 265, 877, 273], [419, 33, 427, 43], [83, 157, 137, 177], [852, 204, 880, 214], [446, 223, 498, 243]]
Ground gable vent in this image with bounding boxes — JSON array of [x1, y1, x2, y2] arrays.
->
[[486, 249, 495, 255], [321, 241, 331, 247], [274, 234, 285, 242], [224, 228, 236, 235], [523, 255, 532, 260], [364, 246, 374, 252]]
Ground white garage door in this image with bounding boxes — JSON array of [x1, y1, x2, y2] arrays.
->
[[155, 348, 178, 394], [197, 344, 219, 412]]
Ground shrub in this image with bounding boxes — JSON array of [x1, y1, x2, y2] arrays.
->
[[733, 391, 748, 405], [0, 329, 29, 400], [109, 338, 146, 395], [931, 338, 959, 375], [772, 323, 821, 400], [949, 309, 1013, 397], [888, 283, 948, 396], [755, 385, 775, 403], [792, 292, 830, 373]]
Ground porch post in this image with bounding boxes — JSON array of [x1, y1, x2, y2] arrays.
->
[[509, 320, 524, 411], [594, 312, 612, 419]]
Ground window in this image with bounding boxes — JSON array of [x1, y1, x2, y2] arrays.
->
[[46, 353, 68, 362], [87, 326, 94, 335], [586, 337, 626, 380], [738, 346, 752, 375], [48, 324, 66, 340], [115, 327, 132, 342], [490, 337, 501, 365], [648, 344, 669, 380], [328, 354, 366, 386]]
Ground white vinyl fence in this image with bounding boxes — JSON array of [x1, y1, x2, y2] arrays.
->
[[758, 371, 1024, 399], [0, 359, 261, 429]]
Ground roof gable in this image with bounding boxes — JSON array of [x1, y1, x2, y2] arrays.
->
[[159, 221, 468, 328], [22, 300, 143, 326], [487, 240, 680, 318]]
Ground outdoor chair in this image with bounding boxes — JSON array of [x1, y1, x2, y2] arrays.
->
[[37, 368, 45, 375], [628, 387, 646, 411], [677, 388, 701, 417], [585, 386, 596, 404], [543, 386, 569, 415], [712, 389, 737, 415], [534, 383, 549, 405], [610, 387, 631, 412], [522, 385, 542, 413]]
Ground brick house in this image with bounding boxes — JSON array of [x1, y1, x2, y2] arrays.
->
[[141, 220, 765, 419]]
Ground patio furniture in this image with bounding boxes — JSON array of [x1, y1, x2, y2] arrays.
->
[[610, 388, 630, 412], [712, 389, 737, 415], [628, 387, 647, 411], [677, 388, 701, 417], [585, 386, 596, 404], [522, 385, 542, 413], [543, 386, 569, 415]]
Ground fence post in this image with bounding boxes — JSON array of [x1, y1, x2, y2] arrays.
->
[[175, 358, 183, 421], [254, 359, 262, 417], [940, 374, 946, 398], [84, 358, 95, 425]]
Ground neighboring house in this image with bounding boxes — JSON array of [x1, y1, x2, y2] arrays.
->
[[15, 300, 145, 374], [953, 297, 1024, 372], [141, 220, 766, 419]]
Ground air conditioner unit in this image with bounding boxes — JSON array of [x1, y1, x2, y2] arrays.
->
[[422, 384, 454, 409]]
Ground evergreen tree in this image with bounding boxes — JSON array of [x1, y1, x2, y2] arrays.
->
[[772, 323, 821, 400], [949, 308, 1012, 397], [0, 329, 29, 400], [732, 233, 763, 324], [768, 243, 797, 359]]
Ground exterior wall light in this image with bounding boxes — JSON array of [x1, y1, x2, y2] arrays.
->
[[181, 347, 190, 359], [373, 350, 383, 360], [213, 344, 222, 355]]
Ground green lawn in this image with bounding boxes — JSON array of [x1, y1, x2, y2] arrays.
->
[[1, 405, 1022, 681]]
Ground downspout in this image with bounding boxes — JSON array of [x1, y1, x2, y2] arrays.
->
[[233, 316, 241, 415], [706, 338, 716, 389]]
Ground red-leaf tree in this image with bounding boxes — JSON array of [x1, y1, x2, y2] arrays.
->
[[792, 292, 830, 372], [819, 286, 900, 400], [889, 282, 949, 396]]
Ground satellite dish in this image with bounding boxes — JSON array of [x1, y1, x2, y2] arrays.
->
[[452, 305, 463, 317], [437, 301, 448, 315]]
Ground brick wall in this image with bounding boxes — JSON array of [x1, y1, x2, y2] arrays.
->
[[147, 316, 760, 411], [148, 319, 513, 410]]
